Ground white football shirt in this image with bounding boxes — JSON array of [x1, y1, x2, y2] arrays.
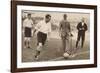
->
[[23, 18, 33, 28], [35, 20, 51, 34]]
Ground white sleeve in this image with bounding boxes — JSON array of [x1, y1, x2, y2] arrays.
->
[[31, 20, 33, 25], [23, 19, 27, 28], [35, 21, 41, 30]]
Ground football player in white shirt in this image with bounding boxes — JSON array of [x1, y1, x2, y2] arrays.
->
[[23, 13, 33, 49], [33, 14, 51, 60]]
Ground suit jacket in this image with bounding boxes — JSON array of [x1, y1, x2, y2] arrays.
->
[[77, 22, 88, 35]]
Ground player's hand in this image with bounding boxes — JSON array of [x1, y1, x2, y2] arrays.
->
[[70, 33, 73, 37]]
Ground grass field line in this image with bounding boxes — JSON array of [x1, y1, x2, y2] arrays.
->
[[50, 51, 89, 61]]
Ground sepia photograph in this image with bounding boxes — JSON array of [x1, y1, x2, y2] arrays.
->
[[22, 10, 90, 62], [11, 1, 97, 72]]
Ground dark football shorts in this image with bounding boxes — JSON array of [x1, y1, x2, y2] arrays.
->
[[37, 32, 47, 45], [24, 27, 31, 37]]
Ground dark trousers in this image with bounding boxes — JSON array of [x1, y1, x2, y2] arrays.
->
[[76, 31, 85, 48]]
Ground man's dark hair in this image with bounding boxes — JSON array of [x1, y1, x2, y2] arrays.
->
[[45, 14, 51, 18], [28, 13, 31, 16], [63, 14, 67, 17]]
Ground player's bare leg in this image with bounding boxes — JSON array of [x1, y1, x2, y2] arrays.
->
[[27, 38, 31, 49], [24, 40, 27, 49], [24, 37, 28, 49], [35, 43, 42, 60]]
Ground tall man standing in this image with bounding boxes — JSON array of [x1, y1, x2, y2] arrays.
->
[[33, 14, 51, 60], [23, 13, 33, 49], [76, 18, 88, 48], [59, 14, 72, 55]]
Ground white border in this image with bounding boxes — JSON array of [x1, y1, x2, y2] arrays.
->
[[17, 5, 94, 68]]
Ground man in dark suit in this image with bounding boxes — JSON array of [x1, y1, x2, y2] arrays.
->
[[76, 18, 88, 48]]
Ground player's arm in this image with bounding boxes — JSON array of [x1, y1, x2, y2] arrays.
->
[[33, 21, 40, 36], [33, 29, 36, 35], [68, 22, 73, 37], [84, 23, 88, 31], [77, 22, 82, 31], [59, 21, 62, 37], [31, 20, 34, 36], [77, 23, 80, 30], [59, 21, 62, 31], [32, 27, 37, 37], [22, 19, 26, 36]]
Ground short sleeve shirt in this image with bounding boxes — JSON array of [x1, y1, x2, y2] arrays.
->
[[23, 18, 33, 28], [35, 21, 51, 34]]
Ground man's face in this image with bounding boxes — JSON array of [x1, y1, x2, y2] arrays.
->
[[45, 16, 51, 23], [63, 15, 67, 20], [28, 15, 31, 19], [82, 18, 85, 22]]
